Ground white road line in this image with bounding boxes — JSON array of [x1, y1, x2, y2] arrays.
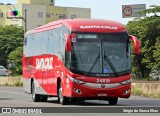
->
[[0, 91, 29, 95]]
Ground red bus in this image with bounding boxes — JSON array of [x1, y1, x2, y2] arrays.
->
[[23, 19, 140, 105]]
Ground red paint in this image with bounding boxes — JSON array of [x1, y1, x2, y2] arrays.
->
[[130, 35, 140, 54], [23, 19, 140, 100]]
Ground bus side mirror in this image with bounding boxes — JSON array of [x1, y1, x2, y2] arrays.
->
[[130, 35, 140, 54], [65, 34, 71, 52]]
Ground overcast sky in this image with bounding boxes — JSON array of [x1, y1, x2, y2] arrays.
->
[[0, 0, 160, 24]]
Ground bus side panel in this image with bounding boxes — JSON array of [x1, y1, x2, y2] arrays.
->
[[23, 56, 33, 93], [52, 55, 66, 96], [32, 54, 67, 96]]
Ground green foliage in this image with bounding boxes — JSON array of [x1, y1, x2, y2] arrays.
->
[[140, 5, 160, 17], [127, 6, 160, 78], [153, 37, 160, 69], [157, 91, 160, 98], [3, 82, 9, 86], [0, 25, 24, 75], [8, 47, 23, 75], [132, 88, 142, 95], [14, 80, 23, 87]]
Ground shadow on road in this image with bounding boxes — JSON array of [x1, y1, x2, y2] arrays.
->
[[47, 99, 126, 106], [0, 98, 12, 100]]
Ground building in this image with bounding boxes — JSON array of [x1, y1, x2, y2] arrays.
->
[[0, 0, 91, 31]]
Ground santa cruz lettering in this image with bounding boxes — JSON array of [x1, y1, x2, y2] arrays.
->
[[36, 57, 53, 70], [80, 25, 118, 30]]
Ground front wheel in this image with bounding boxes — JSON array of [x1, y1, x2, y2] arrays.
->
[[31, 81, 40, 102], [41, 95, 48, 102], [108, 98, 118, 105], [58, 83, 69, 105]]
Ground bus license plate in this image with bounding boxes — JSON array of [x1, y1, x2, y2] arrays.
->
[[98, 93, 107, 96]]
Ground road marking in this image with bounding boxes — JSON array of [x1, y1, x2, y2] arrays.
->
[[0, 91, 29, 95]]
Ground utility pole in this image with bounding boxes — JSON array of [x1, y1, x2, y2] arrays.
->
[[24, 9, 27, 33]]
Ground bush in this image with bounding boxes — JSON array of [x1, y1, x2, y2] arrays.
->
[[14, 80, 23, 87], [132, 88, 142, 95]]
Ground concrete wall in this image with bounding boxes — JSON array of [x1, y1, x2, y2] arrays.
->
[[0, 4, 46, 31], [18, 0, 31, 4], [0, 4, 23, 26], [18, 0, 55, 6], [66, 7, 91, 19], [132, 83, 160, 98], [46, 6, 66, 24], [0, 77, 22, 86], [0, 6, 7, 26], [0, 2, 90, 30], [22, 4, 46, 31]]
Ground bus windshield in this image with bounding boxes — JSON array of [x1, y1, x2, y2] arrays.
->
[[70, 32, 130, 77]]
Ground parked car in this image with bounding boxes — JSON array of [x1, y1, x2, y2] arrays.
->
[[149, 70, 160, 80], [0, 65, 8, 76]]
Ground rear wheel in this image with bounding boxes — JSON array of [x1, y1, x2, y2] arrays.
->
[[108, 98, 118, 105], [31, 81, 40, 102], [58, 83, 69, 105]]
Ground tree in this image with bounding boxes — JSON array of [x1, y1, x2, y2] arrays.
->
[[153, 37, 160, 69], [0, 25, 24, 74], [140, 5, 160, 17], [126, 5, 160, 78], [8, 47, 23, 75]]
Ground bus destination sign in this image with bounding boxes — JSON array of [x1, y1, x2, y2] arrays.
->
[[77, 34, 98, 39]]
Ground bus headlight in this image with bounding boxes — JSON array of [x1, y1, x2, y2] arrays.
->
[[120, 79, 132, 85], [67, 75, 86, 84]]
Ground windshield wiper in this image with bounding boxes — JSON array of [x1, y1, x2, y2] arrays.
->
[[126, 37, 129, 58], [103, 52, 118, 77], [87, 55, 100, 76]]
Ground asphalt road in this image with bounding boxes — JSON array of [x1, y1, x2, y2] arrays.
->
[[0, 86, 160, 116], [0, 86, 160, 107]]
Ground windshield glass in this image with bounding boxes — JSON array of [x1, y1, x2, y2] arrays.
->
[[70, 33, 130, 77]]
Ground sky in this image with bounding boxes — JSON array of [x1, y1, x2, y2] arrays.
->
[[0, 0, 160, 24]]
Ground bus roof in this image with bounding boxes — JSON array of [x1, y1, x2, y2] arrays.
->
[[25, 19, 127, 36]]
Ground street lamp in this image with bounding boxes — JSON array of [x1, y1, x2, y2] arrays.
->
[[0, 3, 27, 33], [7, 3, 16, 10], [0, 3, 12, 10]]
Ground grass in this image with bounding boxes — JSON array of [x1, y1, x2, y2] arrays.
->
[[3, 82, 9, 86], [13, 80, 23, 87], [132, 88, 142, 95], [133, 77, 159, 81], [132, 85, 160, 99], [156, 91, 160, 98], [0, 76, 23, 87]]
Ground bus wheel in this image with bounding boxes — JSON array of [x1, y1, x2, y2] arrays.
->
[[108, 98, 118, 105], [31, 81, 40, 102], [58, 83, 69, 105]]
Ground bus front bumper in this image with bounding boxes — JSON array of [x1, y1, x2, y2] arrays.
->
[[65, 82, 131, 99]]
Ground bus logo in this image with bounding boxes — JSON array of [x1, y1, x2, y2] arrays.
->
[[36, 57, 53, 70], [101, 84, 106, 88]]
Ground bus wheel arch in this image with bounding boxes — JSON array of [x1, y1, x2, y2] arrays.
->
[[57, 77, 61, 96], [57, 77, 69, 105], [31, 78, 41, 102], [31, 78, 34, 93]]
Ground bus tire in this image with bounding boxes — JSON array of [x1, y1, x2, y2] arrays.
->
[[41, 95, 48, 102], [108, 98, 118, 105], [31, 81, 40, 102], [58, 83, 69, 105]]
